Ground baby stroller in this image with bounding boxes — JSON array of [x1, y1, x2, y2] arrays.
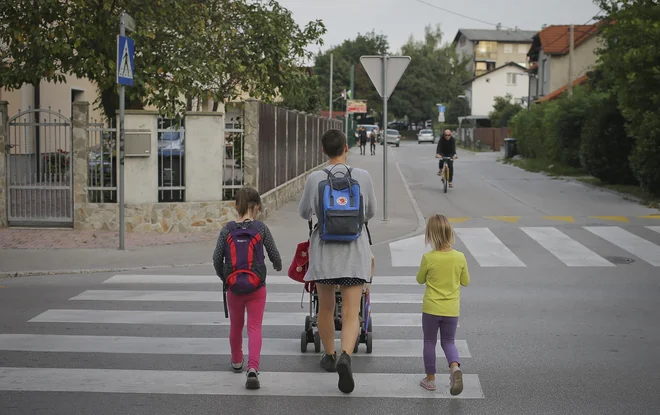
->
[[296, 221, 374, 354]]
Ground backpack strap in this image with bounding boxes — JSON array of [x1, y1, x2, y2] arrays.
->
[[365, 221, 372, 245]]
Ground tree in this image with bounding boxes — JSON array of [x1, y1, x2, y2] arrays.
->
[[489, 94, 523, 127], [0, 0, 325, 119], [279, 69, 323, 113], [388, 25, 470, 125], [594, 0, 660, 193], [313, 31, 390, 119]]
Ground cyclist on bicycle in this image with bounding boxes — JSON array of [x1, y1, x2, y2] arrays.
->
[[436, 129, 457, 188]]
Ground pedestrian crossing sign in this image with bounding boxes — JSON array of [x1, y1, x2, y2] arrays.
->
[[116, 35, 134, 86]]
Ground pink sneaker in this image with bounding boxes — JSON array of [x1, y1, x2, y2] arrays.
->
[[419, 377, 436, 391]]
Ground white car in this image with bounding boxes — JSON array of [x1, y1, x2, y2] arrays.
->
[[417, 129, 435, 144], [381, 129, 401, 147]]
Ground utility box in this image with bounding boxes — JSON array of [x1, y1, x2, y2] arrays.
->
[[125, 130, 151, 156]]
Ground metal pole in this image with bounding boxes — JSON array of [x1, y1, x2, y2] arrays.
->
[[382, 55, 388, 222], [118, 14, 125, 250], [349, 64, 355, 141], [329, 54, 333, 119], [568, 24, 574, 97], [345, 100, 349, 139]]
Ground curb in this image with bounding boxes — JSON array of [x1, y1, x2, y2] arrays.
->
[[372, 146, 426, 247], [0, 262, 213, 279]]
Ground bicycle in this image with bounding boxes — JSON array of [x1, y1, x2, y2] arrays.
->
[[437, 156, 456, 193]]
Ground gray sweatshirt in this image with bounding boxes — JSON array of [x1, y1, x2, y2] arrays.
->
[[298, 164, 377, 280]]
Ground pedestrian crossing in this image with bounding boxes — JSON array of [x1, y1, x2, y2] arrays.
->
[[0, 272, 484, 399], [390, 225, 660, 267]]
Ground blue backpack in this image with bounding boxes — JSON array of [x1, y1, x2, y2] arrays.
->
[[317, 164, 364, 242]]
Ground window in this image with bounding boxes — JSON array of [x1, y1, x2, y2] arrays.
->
[[518, 44, 529, 54], [506, 73, 517, 85], [504, 44, 513, 53]]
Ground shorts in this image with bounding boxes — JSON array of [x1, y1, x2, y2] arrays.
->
[[315, 277, 367, 286]]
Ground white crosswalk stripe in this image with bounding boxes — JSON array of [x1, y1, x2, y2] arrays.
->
[[0, 272, 483, 399], [390, 226, 660, 267]]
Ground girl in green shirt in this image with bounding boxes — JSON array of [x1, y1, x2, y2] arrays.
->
[[416, 214, 470, 395]]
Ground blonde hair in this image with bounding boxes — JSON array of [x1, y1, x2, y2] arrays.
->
[[425, 214, 455, 251]]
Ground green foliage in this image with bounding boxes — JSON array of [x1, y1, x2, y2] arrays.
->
[[579, 92, 637, 184], [0, 0, 325, 119], [510, 101, 552, 159], [314, 31, 389, 117], [279, 71, 323, 113], [595, 0, 660, 192], [445, 97, 470, 124], [548, 86, 594, 168], [488, 94, 523, 128], [389, 25, 470, 125]]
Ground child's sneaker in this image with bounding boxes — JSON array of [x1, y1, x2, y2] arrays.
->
[[336, 351, 355, 394], [320, 352, 337, 372], [231, 358, 243, 373], [245, 368, 260, 390], [419, 377, 436, 391], [450, 367, 463, 396]]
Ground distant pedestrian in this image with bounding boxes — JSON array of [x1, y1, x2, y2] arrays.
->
[[213, 186, 282, 390], [359, 127, 368, 155], [369, 129, 377, 155], [416, 214, 470, 395]]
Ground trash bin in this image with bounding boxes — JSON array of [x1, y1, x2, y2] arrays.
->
[[504, 138, 517, 159]]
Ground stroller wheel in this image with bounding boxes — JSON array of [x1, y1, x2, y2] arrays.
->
[[366, 333, 373, 354], [300, 331, 308, 353], [305, 315, 311, 332], [313, 331, 321, 353], [367, 317, 372, 333]]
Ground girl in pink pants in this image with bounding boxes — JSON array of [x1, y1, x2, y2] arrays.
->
[[213, 187, 282, 390]]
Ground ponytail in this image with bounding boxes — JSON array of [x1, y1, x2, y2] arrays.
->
[[235, 186, 261, 216]]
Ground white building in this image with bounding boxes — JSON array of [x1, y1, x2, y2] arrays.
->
[[462, 62, 529, 117]]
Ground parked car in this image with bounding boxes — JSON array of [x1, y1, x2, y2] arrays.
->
[[417, 129, 435, 144], [381, 129, 401, 147]]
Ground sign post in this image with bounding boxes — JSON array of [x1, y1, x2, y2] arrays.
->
[[359, 55, 411, 221], [437, 104, 446, 123], [117, 12, 135, 250]]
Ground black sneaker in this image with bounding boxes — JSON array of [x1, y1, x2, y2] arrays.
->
[[245, 368, 260, 390], [336, 351, 355, 394], [320, 352, 337, 372]]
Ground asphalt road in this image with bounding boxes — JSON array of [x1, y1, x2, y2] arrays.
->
[[1, 140, 659, 414]]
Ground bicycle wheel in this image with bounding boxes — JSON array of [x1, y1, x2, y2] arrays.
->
[[443, 167, 448, 193]]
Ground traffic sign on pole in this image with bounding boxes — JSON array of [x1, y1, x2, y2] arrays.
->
[[117, 35, 135, 86], [359, 55, 411, 222], [360, 56, 411, 99]]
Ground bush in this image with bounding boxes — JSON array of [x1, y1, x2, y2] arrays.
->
[[579, 93, 637, 185], [510, 103, 549, 159], [550, 87, 593, 168], [630, 113, 660, 194]]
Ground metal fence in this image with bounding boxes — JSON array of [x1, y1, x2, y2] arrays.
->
[[157, 116, 185, 202], [6, 108, 73, 226], [258, 103, 342, 194], [223, 105, 245, 200], [87, 119, 117, 203]]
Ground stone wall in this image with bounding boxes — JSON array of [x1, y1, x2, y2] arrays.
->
[[260, 163, 328, 218], [76, 201, 238, 233], [0, 101, 7, 228]]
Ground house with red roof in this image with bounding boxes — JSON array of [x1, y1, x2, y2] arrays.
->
[[527, 24, 601, 103]]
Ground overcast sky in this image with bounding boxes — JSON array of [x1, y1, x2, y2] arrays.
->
[[279, 0, 602, 59]]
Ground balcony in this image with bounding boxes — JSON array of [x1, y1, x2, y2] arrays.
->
[[475, 51, 498, 61]]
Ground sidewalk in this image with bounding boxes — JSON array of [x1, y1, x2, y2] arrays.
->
[[0, 145, 421, 277]]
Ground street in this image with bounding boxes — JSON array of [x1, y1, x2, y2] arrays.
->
[[1, 142, 660, 414]]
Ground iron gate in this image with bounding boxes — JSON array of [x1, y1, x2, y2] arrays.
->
[[6, 108, 73, 226]]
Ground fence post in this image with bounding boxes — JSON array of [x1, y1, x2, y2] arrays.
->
[[294, 111, 299, 178], [243, 99, 260, 190], [72, 101, 90, 230], [0, 101, 8, 228]]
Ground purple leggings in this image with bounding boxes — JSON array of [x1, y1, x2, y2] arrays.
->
[[422, 313, 460, 374]]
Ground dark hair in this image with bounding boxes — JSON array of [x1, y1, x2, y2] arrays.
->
[[321, 129, 347, 158], [235, 186, 261, 216]]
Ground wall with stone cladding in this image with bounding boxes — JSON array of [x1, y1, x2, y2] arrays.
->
[[76, 201, 238, 233]]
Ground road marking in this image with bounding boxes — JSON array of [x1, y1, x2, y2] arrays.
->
[[484, 216, 520, 223], [0, 334, 470, 358], [647, 226, 660, 235], [102, 274, 422, 286], [543, 216, 575, 223], [0, 367, 484, 398], [389, 234, 427, 267], [521, 227, 614, 267], [584, 226, 660, 266], [639, 215, 660, 219], [70, 290, 423, 304], [448, 217, 471, 224], [454, 228, 526, 267], [589, 216, 629, 223], [28, 310, 424, 327]]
